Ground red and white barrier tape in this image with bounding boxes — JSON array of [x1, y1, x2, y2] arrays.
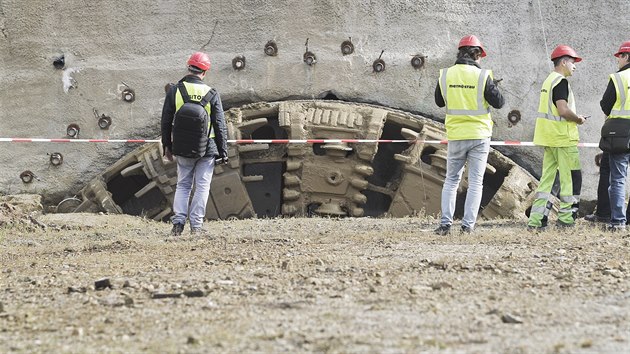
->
[[0, 138, 158, 143], [0, 138, 600, 147]]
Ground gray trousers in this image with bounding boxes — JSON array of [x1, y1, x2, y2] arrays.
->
[[171, 156, 215, 228], [440, 138, 490, 229]]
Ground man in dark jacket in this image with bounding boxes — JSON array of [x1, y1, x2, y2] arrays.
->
[[584, 152, 629, 223], [161, 51, 228, 236], [599, 41, 630, 231]]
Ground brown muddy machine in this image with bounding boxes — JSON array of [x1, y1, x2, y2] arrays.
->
[[67, 100, 538, 221]]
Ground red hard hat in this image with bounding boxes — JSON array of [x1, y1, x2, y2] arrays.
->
[[187, 52, 211, 71], [458, 35, 487, 57], [614, 41, 630, 57], [550, 45, 582, 62]]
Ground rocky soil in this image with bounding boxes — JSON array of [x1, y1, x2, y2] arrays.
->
[[0, 204, 628, 353]]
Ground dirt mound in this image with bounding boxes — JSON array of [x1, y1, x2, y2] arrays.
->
[[0, 194, 45, 229]]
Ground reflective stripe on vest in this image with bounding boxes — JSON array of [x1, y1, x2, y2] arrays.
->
[[609, 71, 630, 118], [538, 72, 576, 121], [175, 82, 215, 138], [438, 65, 493, 140], [533, 72, 578, 147], [542, 75, 564, 121]]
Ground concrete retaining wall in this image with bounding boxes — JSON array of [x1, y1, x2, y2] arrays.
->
[[1, 0, 628, 204]]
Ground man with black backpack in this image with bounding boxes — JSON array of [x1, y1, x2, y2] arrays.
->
[[598, 41, 630, 231], [161, 51, 228, 236]]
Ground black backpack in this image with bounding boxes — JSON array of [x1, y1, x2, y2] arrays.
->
[[600, 118, 630, 154], [171, 82, 214, 158]]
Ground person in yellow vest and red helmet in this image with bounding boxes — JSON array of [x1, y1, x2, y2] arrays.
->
[[161, 52, 229, 236], [527, 45, 588, 230], [598, 40, 630, 231], [434, 35, 505, 235]]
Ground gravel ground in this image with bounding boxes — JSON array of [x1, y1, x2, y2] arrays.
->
[[0, 213, 629, 353]]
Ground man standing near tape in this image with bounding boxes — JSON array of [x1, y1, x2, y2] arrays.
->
[[434, 35, 505, 235], [598, 41, 630, 231], [527, 45, 587, 230], [583, 152, 630, 224], [161, 52, 228, 236]]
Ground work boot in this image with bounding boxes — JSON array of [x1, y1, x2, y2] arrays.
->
[[434, 224, 451, 236], [460, 225, 474, 234], [584, 214, 609, 223], [527, 225, 547, 233], [171, 223, 185, 236], [556, 221, 575, 229]]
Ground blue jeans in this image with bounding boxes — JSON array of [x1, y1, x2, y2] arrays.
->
[[440, 138, 490, 229], [172, 156, 215, 228], [608, 152, 630, 225]]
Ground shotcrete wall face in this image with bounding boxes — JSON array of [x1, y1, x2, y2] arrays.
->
[[0, 0, 628, 205]]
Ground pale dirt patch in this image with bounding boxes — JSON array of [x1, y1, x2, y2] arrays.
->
[[0, 213, 628, 353]]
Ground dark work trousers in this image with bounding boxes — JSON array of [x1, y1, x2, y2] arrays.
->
[[595, 151, 630, 221]]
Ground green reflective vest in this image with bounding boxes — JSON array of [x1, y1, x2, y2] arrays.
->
[[533, 72, 578, 147], [438, 64, 493, 140], [175, 81, 215, 138], [609, 69, 630, 119]]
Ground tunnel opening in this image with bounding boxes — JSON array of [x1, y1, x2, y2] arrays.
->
[[107, 172, 169, 220], [321, 91, 340, 100], [480, 166, 508, 209], [250, 117, 288, 140], [243, 162, 284, 218], [363, 121, 410, 216], [70, 99, 538, 222], [312, 142, 326, 156], [362, 191, 393, 217], [252, 125, 276, 139], [453, 163, 509, 220], [239, 114, 288, 162], [239, 114, 287, 218], [420, 146, 438, 165]]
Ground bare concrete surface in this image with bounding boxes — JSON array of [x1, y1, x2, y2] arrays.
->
[[0, 208, 628, 353], [1, 1, 630, 204]]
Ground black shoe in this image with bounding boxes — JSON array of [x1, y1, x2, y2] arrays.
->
[[527, 225, 547, 232], [434, 224, 451, 236], [556, 221, 575, 228], [584, 214, 610, 223], [461, 225, 474, 234], [171, 223, 185, 236]]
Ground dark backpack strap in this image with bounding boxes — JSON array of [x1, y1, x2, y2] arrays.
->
[[199, 88, 215, 107], [177, 82, 191, 103]]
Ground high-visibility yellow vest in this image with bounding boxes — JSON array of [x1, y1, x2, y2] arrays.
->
[[175, 81, 215, 138], [533, 72, 578, 147], [438, 64, 493, 140], [609, 69, 630, 119]]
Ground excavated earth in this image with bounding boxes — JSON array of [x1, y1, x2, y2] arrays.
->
[[0, 208, 629, 353]]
